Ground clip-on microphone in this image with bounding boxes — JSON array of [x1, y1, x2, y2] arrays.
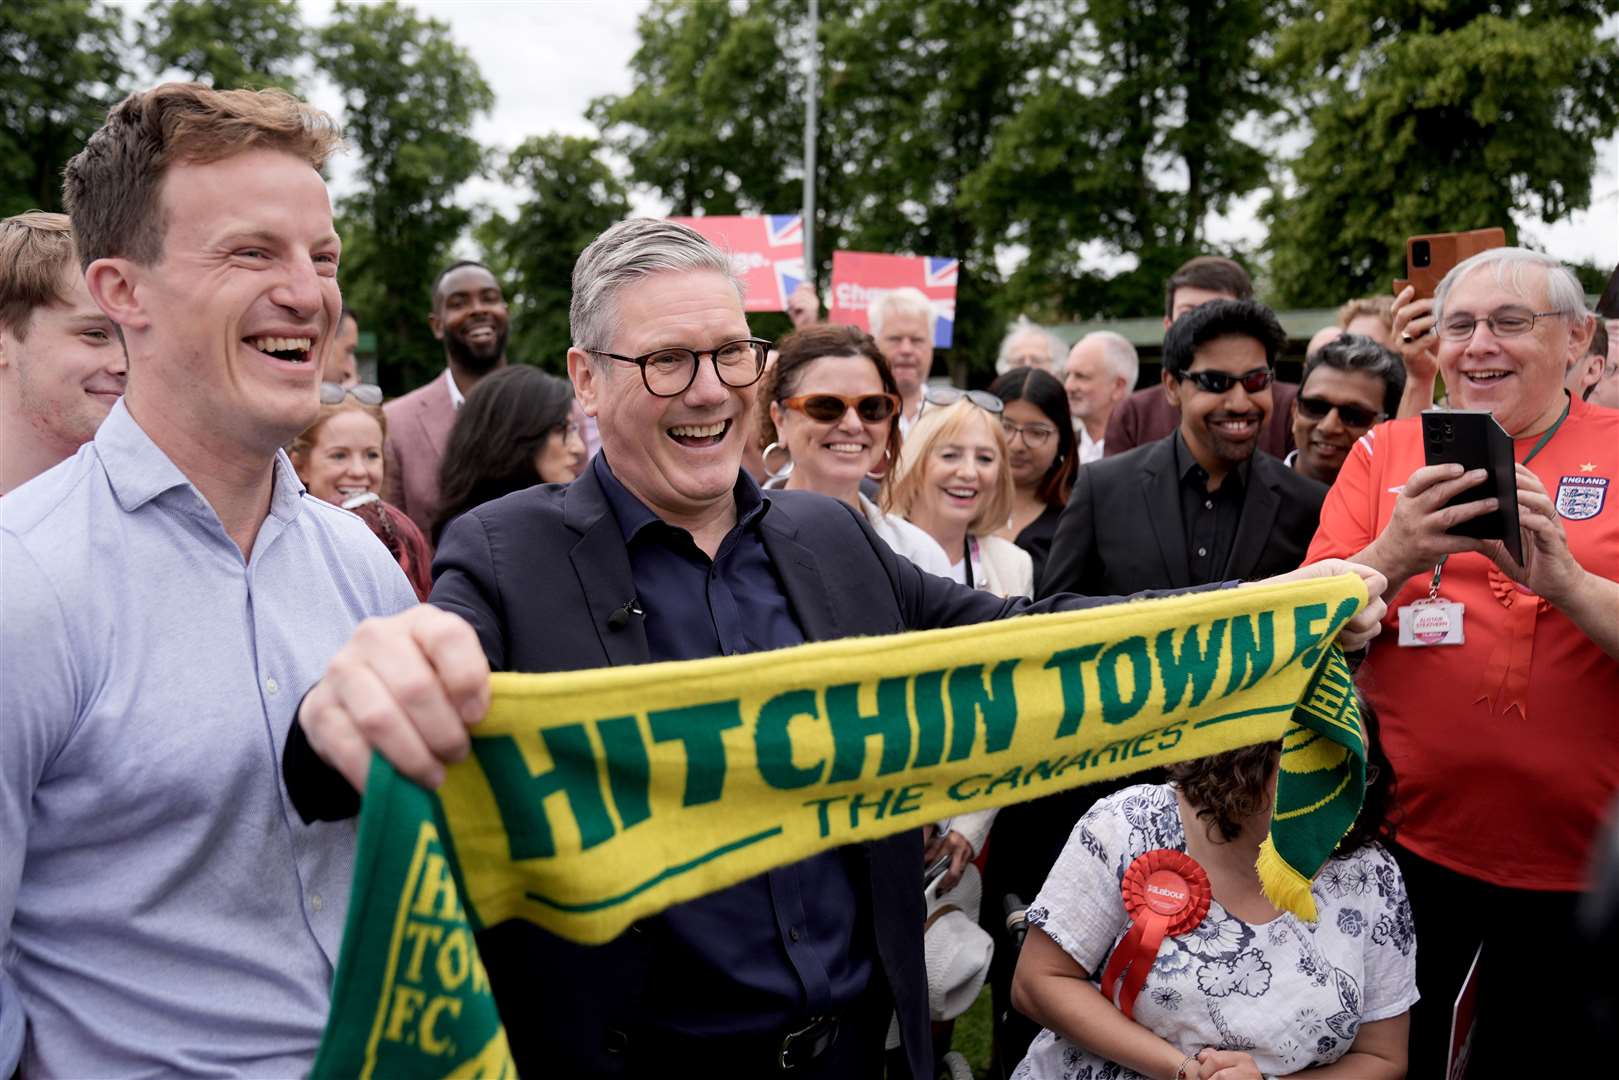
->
[[606, 597, 643, 631]]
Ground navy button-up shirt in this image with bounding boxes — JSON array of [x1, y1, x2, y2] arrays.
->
[[594, 454, 871, 1037]]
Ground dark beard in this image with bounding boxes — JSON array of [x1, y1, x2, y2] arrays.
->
[[445, 324, 508, 373], [1203, 412, 1265, 464]]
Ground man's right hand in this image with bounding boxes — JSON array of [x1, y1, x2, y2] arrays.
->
[[1366, 463, 1496, 585], [299, 606, 491, 793]]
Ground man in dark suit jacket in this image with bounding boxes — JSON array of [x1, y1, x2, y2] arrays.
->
[[289, 225, 1384, 1080], [1103, 254, 1297, 460], [1044, 297, 1326, 598], [1104, 379, 1298, 462]]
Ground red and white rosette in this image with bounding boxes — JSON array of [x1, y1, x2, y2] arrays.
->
[[1099, 849, 1211, 1020]]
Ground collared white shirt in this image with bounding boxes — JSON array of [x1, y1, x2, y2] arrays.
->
[[444, 366, 465, 410], [1077, 424, 1104, 464]]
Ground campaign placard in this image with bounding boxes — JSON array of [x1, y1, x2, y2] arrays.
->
[[668, 214, 805, 312], [829, 250, 958, 347]]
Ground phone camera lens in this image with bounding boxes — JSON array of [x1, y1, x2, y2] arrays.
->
[[1412, 241, 1431, 268]]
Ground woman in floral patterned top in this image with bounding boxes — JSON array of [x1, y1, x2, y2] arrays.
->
[[1009, 727, 1416, 1080]]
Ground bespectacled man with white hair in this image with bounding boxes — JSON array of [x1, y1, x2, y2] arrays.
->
[[1308, 246, 1618, 1076]]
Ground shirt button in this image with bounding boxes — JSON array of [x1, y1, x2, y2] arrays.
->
[[1204, 499, 1214, 509], [310, 893, 323, 912], [1197, 547, 1208, 557], [265, 677, 280, 695], [789, 927, 802, 942]]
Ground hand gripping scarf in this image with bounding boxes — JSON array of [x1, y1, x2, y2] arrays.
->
[[311, 574, 1369, 1078]]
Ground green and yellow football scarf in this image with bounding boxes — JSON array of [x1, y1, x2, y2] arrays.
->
[[312, 575, 1369, 1078]]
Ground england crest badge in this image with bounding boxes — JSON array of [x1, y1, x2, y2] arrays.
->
[[1555, 475, 1608, 520]]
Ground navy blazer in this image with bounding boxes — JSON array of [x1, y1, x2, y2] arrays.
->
[[286, 463, 1162, 1077], [1039, 434, 1326, 599], [427, 461, 1156, 1078]]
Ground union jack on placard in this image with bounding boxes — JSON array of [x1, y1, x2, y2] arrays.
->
[[924, 257, 958, 288], [766, 215, 803, 247], [773, 259, 806, 310]]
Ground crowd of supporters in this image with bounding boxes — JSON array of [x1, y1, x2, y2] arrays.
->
[[3, 81, 1617, 1080]]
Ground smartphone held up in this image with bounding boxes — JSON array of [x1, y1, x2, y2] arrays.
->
[[1421, 410, 1523, 566]]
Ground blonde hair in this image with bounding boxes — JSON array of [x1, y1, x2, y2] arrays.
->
[[289, 399, 387, 470], [0, 211, 78, 339], [1335, 294, 1393, 332], [63, 83, 343, 269], [883, 399, 1013, 536]]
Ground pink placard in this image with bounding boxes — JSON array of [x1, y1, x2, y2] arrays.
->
[[668, 215, 805, 312], [828, 251, 958, 347]]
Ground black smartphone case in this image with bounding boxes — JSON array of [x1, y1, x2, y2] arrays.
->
[[1421, 410, 1523, 565]]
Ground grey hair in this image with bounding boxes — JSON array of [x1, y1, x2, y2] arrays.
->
[[995, 317, 1066, 374], [1434, 247, 1589, 326], [1076, 330, 1140, 390], [869, 286, 934, 338], [569, 218, 744, 354]]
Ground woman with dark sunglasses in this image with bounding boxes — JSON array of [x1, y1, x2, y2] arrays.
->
[[290, 383, 434, 600], [988, 368, 1077, 583], [758, 324, 951, 576]]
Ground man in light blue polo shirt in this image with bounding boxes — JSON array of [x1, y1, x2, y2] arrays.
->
[[0, 83, 417, 1075]]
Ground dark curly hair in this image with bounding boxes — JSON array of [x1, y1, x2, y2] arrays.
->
[[1170, 695, 1397, 853]]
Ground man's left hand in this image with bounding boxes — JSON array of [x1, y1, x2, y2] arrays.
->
[[1480, 464, 1584, 604], [1260, 559, 1389, 652]]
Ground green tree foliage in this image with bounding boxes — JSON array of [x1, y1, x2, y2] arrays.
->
[[0, 0, 127, 216], [594, 0, 1286, 369], [319, 0, 493, 393], [475, 135, 631, 372], [967, 0, 1279, 320], [1263, 1, 1619, 307], [595, 0, 1041, 380], [141, 0, 306, 93], [590, 1, 803, 219], [816, 0, 1031, 379]]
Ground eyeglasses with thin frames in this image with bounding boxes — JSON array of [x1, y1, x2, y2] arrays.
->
[[585, 338, 771, 397], [1438, 308, 1564, 342], [1000, 418, 1058, 448]]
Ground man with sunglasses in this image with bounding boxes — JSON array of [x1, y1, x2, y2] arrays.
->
[[1103, 255, 1300, 460], [1042, 299, 1327, 600], [285, 220, 1390, 1080], [1287, 334, 1405, 486]]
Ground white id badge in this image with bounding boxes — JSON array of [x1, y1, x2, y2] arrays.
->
[[1397, 600, 1465, 646]]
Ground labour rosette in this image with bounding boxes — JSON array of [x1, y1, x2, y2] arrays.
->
[[1099, 849, 1211, 1019]]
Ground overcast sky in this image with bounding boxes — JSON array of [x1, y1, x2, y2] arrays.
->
[[120, 0, 1617, 281]]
